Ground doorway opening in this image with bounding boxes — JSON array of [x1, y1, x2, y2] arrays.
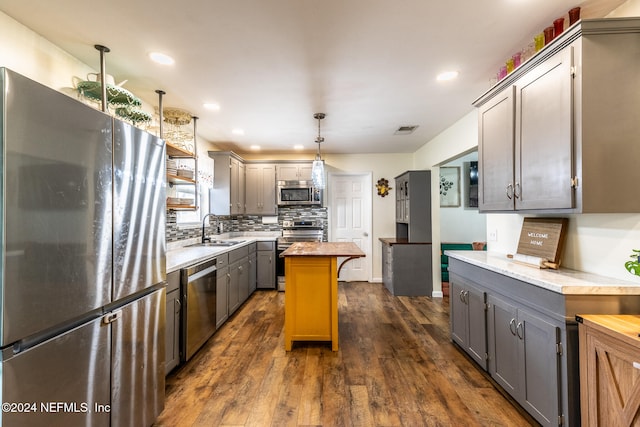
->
[[439, 150, 487, 296]]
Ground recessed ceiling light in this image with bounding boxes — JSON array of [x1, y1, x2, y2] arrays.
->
[[149, 52, 175, 65], [203, 102, 220, 111], [232, 128, 245, 136], [250, 145, 261, 150], [293, 145, 304, 150], [437, 71, 459, 81]]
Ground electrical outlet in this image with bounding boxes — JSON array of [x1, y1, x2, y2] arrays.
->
[[488, 229, 498, 241]]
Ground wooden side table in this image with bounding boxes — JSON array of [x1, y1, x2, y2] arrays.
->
[[577, 314, 640, 426]]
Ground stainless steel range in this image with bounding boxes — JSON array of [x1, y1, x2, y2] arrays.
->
[[276, 219, 324, 290]]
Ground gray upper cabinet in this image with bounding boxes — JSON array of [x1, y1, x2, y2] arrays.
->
[[210, 152, 245, 215], [275, 162, 313, 181], [474, 18, 640, 213], [479, 48, 573, 212], [515, 48, 573, 211], [478, 86, 516, 211], [245, 163, 276, 215]]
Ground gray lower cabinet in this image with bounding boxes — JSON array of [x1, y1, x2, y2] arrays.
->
[[165, 271, 181, 375], [257, 241, 276, 289], [487, 294, 560, 426], [449, 260, 564, 427], [449, 278, 487, 369], [229, 245, 250, 315], [381, 240, 432, 296], [216, 253, 229, 329], [447, 256, 640, 427], [249, 243, 257, 294]]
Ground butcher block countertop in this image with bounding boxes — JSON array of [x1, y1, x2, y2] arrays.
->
[[280, 242, 365, 258], [577, 315, 640, 348]]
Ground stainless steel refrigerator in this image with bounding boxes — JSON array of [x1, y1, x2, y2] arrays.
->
[[0, 68, 166, 426]]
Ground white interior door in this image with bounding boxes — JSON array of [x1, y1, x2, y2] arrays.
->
[[328, 172, 372, 282]]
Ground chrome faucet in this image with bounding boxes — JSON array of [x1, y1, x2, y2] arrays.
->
[[201, 213, 217, 243]]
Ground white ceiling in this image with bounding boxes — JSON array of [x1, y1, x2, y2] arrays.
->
[[0, 0, 626, 155]]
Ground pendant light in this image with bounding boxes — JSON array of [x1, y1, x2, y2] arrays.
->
[[311, 113, 326, 189]]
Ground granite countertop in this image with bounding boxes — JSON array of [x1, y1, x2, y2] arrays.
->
[[379, 237, 433, 245], [445, 250, 640, 296], [167, 231, 281, 273], [280, 242, 366, 258]]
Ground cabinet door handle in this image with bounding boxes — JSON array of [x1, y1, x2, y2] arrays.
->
[[459, 290, 465, 303], [464, 290, 469, 304], [514, 182, 521, 199], [516, 322, 524, 340], [509, 318, 517, 336], [506, 184, 514, 200]]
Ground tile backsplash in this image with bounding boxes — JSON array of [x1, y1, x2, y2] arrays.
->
[[166, 206, 328, 243]]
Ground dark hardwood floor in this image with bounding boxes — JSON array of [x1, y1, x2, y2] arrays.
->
[[154, 281, 537, 426]]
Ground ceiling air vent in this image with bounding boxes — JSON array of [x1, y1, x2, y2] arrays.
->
[[394, 125, 419, 135]]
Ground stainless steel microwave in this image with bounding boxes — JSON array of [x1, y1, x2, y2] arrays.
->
[[277, 180, 322, 206]]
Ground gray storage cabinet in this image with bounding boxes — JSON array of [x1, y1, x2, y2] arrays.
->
[[382, 169, 433, 296]]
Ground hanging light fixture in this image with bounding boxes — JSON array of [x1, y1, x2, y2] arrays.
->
[[311, 112, 326, 189]]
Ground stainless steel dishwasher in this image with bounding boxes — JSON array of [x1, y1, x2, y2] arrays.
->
[[181, 258, 217, 362]]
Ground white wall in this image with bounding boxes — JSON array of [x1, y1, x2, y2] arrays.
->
[[0, 12, 95, 95]]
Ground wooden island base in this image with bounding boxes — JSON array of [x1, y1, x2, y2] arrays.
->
[[281, 242, 365, 351]]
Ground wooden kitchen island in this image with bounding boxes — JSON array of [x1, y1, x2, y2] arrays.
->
[[280, 242, 365, 351]]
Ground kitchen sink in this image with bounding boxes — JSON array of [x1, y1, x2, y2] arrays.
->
[[187, 240, 245, 248]]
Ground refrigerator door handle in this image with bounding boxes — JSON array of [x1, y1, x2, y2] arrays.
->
[[103, 310, 123, 324]]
